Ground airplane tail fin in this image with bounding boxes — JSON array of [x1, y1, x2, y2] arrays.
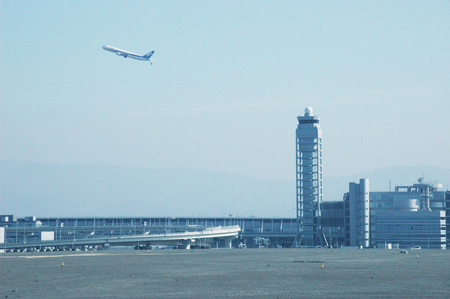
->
[[143, 51, 154, 59]]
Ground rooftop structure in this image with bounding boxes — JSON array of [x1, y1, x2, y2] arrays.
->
[[395, 177, 443, 211]]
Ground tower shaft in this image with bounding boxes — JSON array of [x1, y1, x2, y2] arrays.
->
[[296, 107, 323, 246]]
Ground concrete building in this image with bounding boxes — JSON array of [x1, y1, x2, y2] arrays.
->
[[343, 179, 370, 247], [446, 191, 450, 244], [296, 107, 323, 246], [369, 179, 446, 247], [0, 227, 4, 253], [343, 178, 447, 249]]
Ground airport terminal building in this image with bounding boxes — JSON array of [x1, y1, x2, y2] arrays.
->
[[2, 177, 446, 251], [1, 109, 448, 251], [0, 180, 448, 251]]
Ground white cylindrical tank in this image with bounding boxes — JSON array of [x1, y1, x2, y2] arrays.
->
[[394, 199, 419, 211]]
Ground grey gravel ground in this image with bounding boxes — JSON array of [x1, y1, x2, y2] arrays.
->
[[1, 248, 450, 298]]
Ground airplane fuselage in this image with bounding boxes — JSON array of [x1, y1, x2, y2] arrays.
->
[[102, 45, 154, 62]]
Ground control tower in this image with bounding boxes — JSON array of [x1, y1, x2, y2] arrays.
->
[[295, 107, 323, 246]]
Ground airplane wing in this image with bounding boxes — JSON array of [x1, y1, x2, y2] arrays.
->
[[115, 51, 128, 58]]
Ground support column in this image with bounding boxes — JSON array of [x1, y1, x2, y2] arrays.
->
[[181, 239, 194, 250], [224, 237, 233, 249]]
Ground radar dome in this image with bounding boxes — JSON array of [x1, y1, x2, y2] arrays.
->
[[305, 107, 313, 116]]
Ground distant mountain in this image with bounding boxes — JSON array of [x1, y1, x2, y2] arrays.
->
[[1, 161, 449, 218], [0, 161, 295, 218]]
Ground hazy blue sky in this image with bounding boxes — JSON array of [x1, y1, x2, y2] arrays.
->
[[1, 1, 449, 181]]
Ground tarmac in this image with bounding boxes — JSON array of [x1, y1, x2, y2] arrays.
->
[[1, 248, 450, 298]]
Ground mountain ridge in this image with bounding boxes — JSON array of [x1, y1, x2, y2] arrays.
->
[[1, 161, 449, 218]]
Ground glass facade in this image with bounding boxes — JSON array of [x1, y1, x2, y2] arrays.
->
[[375, 210, 446, 249], [369, 189, 446, 246]]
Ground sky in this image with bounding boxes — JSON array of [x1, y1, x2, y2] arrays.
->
[[1, 1, 450, 182]]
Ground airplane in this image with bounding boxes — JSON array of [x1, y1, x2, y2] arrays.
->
[[102, 45, 154, 64]]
